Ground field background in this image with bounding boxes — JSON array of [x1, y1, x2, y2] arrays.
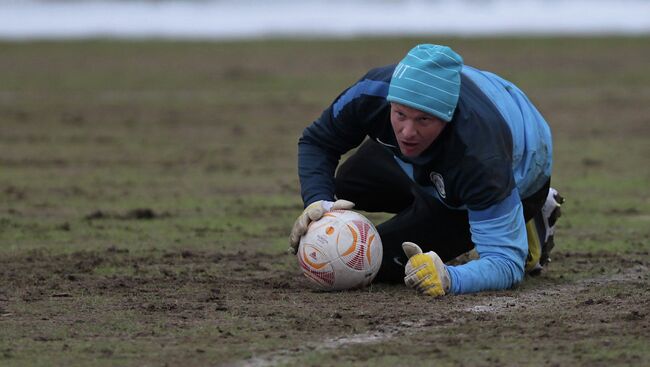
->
[[1, 37, 649, 366]]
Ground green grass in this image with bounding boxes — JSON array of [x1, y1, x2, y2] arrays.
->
[[1, 37, 649, 366]]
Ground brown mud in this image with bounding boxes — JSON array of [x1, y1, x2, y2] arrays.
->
[[2, 248, 648, 366]]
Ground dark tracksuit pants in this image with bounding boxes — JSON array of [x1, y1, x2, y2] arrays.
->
[[334, 140, 550, 283]]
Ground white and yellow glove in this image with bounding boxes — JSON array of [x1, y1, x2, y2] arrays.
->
[[403, 242, 451, 297], [288, 199, 355, 254]]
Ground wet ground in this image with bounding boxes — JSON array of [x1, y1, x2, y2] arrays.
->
[[1, 38, 649, 366], [1, 246, 648, 366]]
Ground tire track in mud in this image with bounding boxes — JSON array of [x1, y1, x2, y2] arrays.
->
[[234, 264, 648, 367]]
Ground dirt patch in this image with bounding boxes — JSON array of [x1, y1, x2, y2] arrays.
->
[[84, 208, 170, 220], [237, 258, 649, 366], [1, 249, 648, 366]]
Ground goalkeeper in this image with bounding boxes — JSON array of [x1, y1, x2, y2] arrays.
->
[[289, 44, 563, 297]]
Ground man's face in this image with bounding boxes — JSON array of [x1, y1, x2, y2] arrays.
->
[[390, 103, 447, 157]]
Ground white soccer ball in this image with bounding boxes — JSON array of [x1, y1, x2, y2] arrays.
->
[[297, 210, 383, 291]]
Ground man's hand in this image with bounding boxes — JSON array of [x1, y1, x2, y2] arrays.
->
[[403, 242, 451, 297], [288, 199, 355, 254]]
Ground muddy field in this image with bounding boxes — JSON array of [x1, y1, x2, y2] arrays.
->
[[1, 38, 649, 366]]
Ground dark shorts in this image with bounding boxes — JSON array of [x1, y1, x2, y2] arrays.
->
[[334, 139, 550, 283]]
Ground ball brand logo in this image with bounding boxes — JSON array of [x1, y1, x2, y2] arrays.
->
[[298, 246, 335, 286], [430, 172, 446, 199], [315, 234, 328, 245], [301, 248, 327, 270]]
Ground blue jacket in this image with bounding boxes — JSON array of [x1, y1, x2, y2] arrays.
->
[[298, 64, 552, 294]]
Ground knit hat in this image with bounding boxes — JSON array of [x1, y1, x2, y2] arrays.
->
[[387, 44, 463, 122]]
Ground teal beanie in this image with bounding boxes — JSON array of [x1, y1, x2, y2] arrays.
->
[[387, 44, 463, 122]]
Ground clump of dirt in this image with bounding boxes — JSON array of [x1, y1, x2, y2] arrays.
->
[[3, 186, 26, 200], [84, 208, 170, 221], [606, 207, 641, 216]]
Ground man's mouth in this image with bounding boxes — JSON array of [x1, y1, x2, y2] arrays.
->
[[399, 140, 421, 156]]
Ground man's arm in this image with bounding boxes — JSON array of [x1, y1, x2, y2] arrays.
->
[[446, 188, 527, 294], [298, 74, 392, 206], [298, 131, 343, 206]]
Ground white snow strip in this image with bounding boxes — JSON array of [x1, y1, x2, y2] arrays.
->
[[1, 0, 650, 40]]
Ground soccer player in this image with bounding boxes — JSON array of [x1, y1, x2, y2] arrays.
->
[[289, 44, 563, 296]]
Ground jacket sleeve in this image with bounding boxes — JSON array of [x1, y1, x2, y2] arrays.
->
[[298, 76, 391, 206], [446, 188, 528, 294]]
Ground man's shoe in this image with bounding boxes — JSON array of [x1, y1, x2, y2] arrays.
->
[[539, 188, 564, 266], [526, 187, 564, 275]]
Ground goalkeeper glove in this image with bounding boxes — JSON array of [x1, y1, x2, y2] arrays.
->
[[288, 199, 355, 254], [403, 242, 451, 297]]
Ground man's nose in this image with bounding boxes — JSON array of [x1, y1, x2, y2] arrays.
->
[[401, 121, 417, 138]]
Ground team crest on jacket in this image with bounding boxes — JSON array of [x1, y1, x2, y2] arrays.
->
[[430, 172, 446, 198]]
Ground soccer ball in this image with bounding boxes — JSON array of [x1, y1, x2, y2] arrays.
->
[[297, 210, 383, 291]]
